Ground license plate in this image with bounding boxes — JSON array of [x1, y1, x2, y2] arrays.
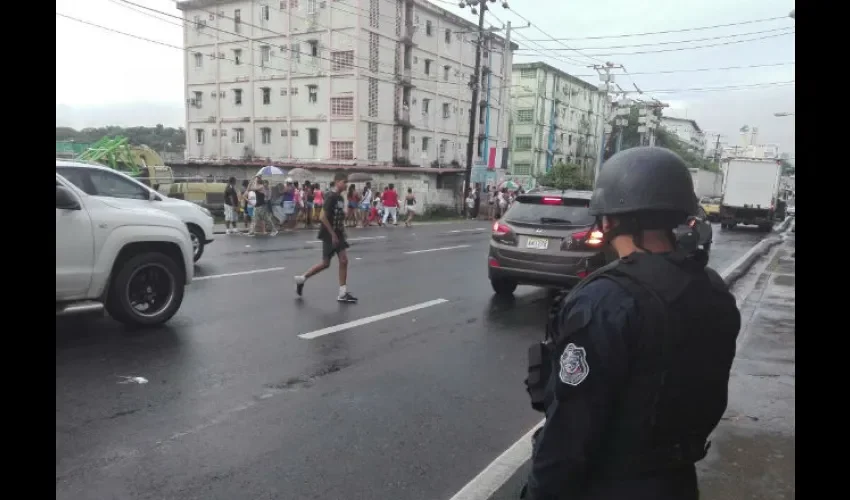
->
[[526, 237, 549, 250]]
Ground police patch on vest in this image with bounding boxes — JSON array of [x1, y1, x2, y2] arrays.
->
[[559, 343, 589, 386]]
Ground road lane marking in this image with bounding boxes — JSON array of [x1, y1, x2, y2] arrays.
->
[[298, 298, 449, 339], [447, 255, 758, 500], [306, 236, 386, 244], [195, 267, 286, 281], [447, 228, 488, 233], [404, 245, 470, 254]]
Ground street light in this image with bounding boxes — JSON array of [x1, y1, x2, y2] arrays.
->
[[774, 112, 795, 117]]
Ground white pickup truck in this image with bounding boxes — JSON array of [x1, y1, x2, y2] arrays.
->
[[56, 174, 194, 327], [56, 160, 215, 262]]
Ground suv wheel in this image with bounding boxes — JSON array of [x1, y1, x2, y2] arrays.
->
[[106, 252, 185, 327], [188, 226, 205, 262], [491, 278, 518, 296]]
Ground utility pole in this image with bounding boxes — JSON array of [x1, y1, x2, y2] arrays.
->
[[457, 0, 509, 217], [591, 63, 619, 186], [713, 133, 722, 166]]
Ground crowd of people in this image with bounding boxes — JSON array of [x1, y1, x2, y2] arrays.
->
[[222, 176, 420, 236], [464, 184, 525, 220]]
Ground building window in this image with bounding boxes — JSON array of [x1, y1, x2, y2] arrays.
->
[[308, 40, 319, 57], [290, 0, 299, 7], [292, 43, 301, 63], [308, 128, 319, 146], [439, 139, 448, 158], [443, 65, 450, 81], [520, 68, 536, 79], [234, 89, 243, 105], [261, 127, 272, 144], [234, 128, 245, 144], [513, 163, 531, 175], [422, 137, 430, 152], [291, 129, 299, 137], [425, 20, 433, 36], [568, 134, 572, 146], [260, 45, 271, 65], [424, 59, 432, 75], [194, 129, 204, 145], [331, 97, 353, 116], [234, 9, 241, 31], [261, 87, 271, 104], [422, 98, 430, 114], [517, 109, 533, 123], [308, 85, 318, 103], [193, 52, 203, 68], [308, 0, 318, 14], [192, 91, 203, 107], [233, 49, 242, 65], [515, 136, 532, 150], [331, 141, 354, 160], [445, 29, 451, 44], [442, 103, 450, 119], [261, 5, 270, 21], [331, 51, 354, 71]]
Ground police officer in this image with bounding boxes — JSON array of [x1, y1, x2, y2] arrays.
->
[[522, 147, 741, 500]]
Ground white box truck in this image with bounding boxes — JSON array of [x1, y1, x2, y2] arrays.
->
[[719, 158, 782, 231]]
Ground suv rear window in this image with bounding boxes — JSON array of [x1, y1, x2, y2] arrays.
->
[[503, 196, 595, 226]]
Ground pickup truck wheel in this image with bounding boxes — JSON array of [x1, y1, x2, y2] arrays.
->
[[106, 252, 185, 327], [491, 278, 518, 296], [188, 226, 205, 262]]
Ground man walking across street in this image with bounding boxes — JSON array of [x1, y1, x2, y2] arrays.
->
[[223, 177, 240, 234], [294, 172, 358, 303], [381, 183, 399, 226]]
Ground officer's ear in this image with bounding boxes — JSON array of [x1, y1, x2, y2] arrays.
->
[[600, 216, 615, 233]]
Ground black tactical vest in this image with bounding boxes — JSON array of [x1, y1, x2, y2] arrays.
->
[[553, 252, 737, 477]]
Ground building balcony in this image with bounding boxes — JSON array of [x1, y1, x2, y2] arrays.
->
[[400, 24, 417, 45], [396, 67, 414, 87], [395, 109, 413, 127]]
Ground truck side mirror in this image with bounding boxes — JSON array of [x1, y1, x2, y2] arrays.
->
[[56, 186, 81, 210]]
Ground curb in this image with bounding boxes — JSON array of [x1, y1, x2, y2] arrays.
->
[[720, 216, 794, 287], [212, 218, 472, 235]]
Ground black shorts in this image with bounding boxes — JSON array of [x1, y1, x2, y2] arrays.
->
[[321, 236, 350, 260]]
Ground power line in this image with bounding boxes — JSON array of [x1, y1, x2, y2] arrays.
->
[[543, 26, 792, 51], [500, 6, 605, 65], [521, 15, 790, 41], [517, 30, 793, 56], [641, 80, 795, 94], [573, 61, 794, 77]]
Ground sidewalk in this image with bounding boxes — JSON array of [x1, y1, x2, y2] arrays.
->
[[698, 235, 795, 499], [212, 217, 471, 234]]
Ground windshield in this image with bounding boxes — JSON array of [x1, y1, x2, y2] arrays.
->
[[503, 197, 595, 226]]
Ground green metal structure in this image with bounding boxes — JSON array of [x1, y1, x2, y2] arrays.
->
[[76, 136, 143, 175]]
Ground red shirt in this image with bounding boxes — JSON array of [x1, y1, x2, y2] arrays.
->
[[382, 189, 398, 208]]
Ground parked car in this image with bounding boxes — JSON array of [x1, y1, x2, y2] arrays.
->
[[56, 174, 194, 327], [487, 190, 615, 296], [56, 159, 215, 261]]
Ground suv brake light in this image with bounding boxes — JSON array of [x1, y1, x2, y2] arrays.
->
[[541, 197, 562, 205], [571, 229, 604, 248], [492, 221, 511, 236]]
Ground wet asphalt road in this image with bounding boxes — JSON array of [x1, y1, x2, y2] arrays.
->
[[56, 221, 768, 500]]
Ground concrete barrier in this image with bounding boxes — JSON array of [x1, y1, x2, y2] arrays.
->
[[721, 216, 794, 287]]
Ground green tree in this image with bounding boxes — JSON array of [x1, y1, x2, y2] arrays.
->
[[603, 106, 718, 172], [779, 159, 794, 175], [534, 161, 592, 190], [56, 125, 186, 153]]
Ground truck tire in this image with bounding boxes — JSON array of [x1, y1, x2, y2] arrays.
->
[[106, 252, 185, 327], [758, 224, 773, 232], [188, 225, 205, 262], [491, 278, 518, 297]]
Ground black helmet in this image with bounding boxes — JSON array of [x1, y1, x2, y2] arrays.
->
[[588, 147, 697, 217]]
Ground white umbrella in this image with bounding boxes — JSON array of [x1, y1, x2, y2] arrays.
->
[[256, 165, 287, 176]]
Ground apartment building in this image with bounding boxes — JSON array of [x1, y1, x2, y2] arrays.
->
[[660, 116, 706, 157], [178, 0, 514, 167], [509, 62, 608, 180]]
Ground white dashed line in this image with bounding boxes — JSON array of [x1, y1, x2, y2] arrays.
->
[[404, 245, 471, 255], [298, 299, 449, 339], [195, 267, 286, 281]]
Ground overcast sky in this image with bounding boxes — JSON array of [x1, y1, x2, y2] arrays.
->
[[56, 0, 795, 155]]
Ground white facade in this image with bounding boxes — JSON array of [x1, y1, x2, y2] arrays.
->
[[509, 62, 607, 180], [660, 116, 706, 156], [720, 143, 781, 159], [178, 0, 513, 167]]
